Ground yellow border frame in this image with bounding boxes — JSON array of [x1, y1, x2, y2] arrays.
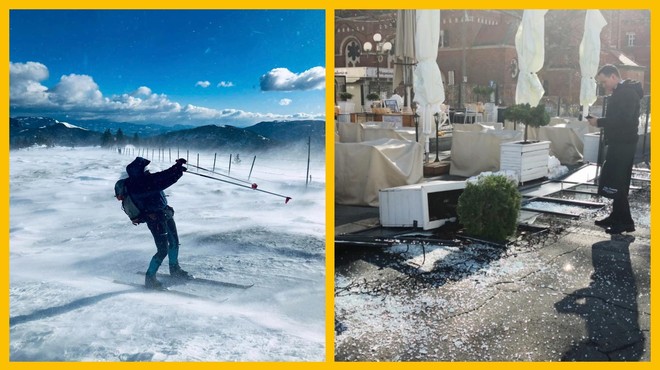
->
[[3, 1, 656, 369]]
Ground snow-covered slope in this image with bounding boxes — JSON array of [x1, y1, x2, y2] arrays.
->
[[10, 146, 326, 361]]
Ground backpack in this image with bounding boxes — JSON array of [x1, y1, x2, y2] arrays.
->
[[114, 178, 144, 225]]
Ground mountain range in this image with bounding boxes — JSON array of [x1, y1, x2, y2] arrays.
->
[[9, 116, 325, 151]]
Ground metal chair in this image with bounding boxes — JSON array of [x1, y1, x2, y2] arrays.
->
[[439, 104, 452, 128], [463, 104, 483, 123]]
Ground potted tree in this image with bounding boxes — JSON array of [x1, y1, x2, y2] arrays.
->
[[504, 103, 551, 142], [338, 92, 355, 115], [473, 85, 496, 121], [503, 103, 529, 133], [339, 91, 353, 101], [500, 103, 552, 183], [472, 85, 494, 103], [366, 92, 381, 113]]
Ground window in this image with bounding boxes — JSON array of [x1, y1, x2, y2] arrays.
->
[[627, 32, 636, 47], [448, 71, 455, 86]]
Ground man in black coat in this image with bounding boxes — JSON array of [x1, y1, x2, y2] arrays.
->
[[125, 157, 190, 288], [587, 64, 644, 234]]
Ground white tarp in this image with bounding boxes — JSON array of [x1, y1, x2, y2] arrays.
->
[[336, 122, 415, 143], [335, 139, 424, 206], [449, 129, 523, 177], [579, 10, 607, 117], [515, 10, 548, 107], [413, 10, 444, 152], [538, 126, 584, 165]]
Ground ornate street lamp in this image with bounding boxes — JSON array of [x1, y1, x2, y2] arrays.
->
[[363, 33, 392, 96], [414, 112, 420, 143], [433, 112, 441, 162]]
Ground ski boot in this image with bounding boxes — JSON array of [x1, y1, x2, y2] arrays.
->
[[169, 264, 192, 279], [145, 274, 163, 289]]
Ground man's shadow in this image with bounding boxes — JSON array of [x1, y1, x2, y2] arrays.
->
[[554, 235, 645, 361]]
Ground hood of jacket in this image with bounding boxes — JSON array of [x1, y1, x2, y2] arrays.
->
[[617, 80, 644, 100], [126, 157, 151, 178]]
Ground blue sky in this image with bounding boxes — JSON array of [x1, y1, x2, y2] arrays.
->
[[10, 10, 326, 127]]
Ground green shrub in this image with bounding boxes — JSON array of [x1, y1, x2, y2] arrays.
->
[[366, 92, 380, 101], [472, 85, 494, 102], [339, 92, 353, 101], [457, 174, 521, 242]]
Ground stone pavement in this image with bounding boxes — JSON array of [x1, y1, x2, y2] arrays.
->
[[335, 184, 650, 361]]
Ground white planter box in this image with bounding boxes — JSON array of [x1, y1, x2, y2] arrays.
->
[[583, 132, 601, 163], [484, 102, 498, 122], [500, 141, 550, 183], [336, 113, 351, 123], [338, 101, 355, 114], [379, 180, 466, 230]]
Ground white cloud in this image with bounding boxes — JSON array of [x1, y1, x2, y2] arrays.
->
[[260, 66, 325, 91], [131, 86, 152, 97], [195, 81, 211, 88], [279, 98, 292, 106], [10, 61, 52, 107], [217, 81, 235, 88], [51, 74, 104, 106], [9, 61, 325, 127], [10, 61, 49, 81]]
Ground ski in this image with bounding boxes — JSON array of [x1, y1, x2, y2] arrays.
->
[[136, 272, 254, 289], [112, 279, 226, 301]]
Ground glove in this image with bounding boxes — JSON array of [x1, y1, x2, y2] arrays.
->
[[175, 158, 187, 172]]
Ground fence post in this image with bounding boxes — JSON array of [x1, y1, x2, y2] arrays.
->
[[228, 154, 232, 175], [212, 153, 217, 173], [306, 136, 311, 187], [248, 156, 256, 180]]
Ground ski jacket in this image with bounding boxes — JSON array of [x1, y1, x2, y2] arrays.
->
[[124, 157, 184, 214], [597, 80, 644, 145]]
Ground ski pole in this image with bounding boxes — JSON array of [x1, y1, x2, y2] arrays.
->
[[185, 170, 292, 204], [187, 163, 254, 186]]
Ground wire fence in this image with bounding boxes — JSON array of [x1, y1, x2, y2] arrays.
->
[[113, 143, 325, 187]]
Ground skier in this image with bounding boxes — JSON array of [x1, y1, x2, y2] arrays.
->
[[124, 156, 190, 288]]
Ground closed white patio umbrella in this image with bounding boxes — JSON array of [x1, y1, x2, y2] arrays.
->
[[515, 10, 548, 107], [393, 10, 416, 110], [413, 10, 444, 158], [579, 10, 607, 118]]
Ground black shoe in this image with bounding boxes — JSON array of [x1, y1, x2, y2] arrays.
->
[[605, 224, 635, 235], [594, 216, 614, 228], [145, 274, 163, 289], [169, 265, 192, 279]]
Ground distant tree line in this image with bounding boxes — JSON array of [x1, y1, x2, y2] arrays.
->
[[11, 134, 55, 149], [101, 128, 140, 147]]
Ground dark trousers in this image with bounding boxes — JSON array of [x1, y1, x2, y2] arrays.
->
[[145, 208, 180, 276], [600, 141, 636, 225], [611, 193, 634, 225]]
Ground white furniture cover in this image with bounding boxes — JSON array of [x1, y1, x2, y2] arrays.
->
[[336, 138, 424, 206], [450, 129, 522, 177]]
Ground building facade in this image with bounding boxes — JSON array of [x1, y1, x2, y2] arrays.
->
[[335, 10, 649, 114]]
